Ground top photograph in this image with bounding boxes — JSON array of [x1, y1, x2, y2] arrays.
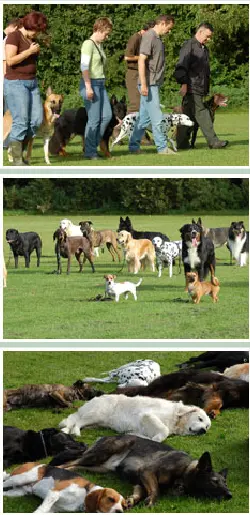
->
[[2, 2, 249, 168]]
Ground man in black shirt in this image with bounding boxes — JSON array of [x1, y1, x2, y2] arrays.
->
[[174, 22, 228, 149]]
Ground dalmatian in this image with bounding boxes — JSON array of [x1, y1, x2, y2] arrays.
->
[[111, 112, 194, 151], [82, 359, 161, 388], [152, 236, 182, 278]]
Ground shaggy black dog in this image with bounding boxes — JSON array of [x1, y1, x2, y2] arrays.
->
[[118, 216, 170, 242], [51, 435, 232, 505], [48, 95, 127, 157], [180, 218, 215, 281], [3, 426, 87, 468], [6, 228, 42, 268]]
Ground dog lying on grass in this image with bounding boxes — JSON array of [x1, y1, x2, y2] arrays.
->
[[3, 425, 87, 469], [3, 462, 126, 513], [4, 380, 102, 411], [82, 359, 161, 387], [186, 270, 220, 303], [176, 351, 249, 372], [59, 394, 211, 440], [53, 434, 232, 506]]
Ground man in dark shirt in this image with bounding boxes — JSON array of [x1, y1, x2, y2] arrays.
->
[[174, 22, 228, 149]]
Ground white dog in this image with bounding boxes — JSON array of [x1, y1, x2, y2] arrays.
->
[[60, 219, 99, 256], [83, 359, 161, 387], [104, 274, 142, 302], [59, 394, 211, 442]]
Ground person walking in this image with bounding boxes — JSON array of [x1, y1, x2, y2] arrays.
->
[[174, 22, 228, 149], [80, 17, 113, 160], [129, 14, 175, 155], [4, 11, 47, 166]]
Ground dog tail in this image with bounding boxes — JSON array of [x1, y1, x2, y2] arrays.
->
[[136, 278, 143, 287], [81, 376, 111, 383], [211, 276, 220, 286]]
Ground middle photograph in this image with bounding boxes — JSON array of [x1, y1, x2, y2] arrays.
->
[[3, 177, 249, 340]]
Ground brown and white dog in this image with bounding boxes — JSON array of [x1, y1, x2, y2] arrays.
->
[[118, 230, 155, 274], [4, 87, 63, 165], [3, 462, 126, 513]]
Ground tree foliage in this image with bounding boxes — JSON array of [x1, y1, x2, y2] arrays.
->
[[4, 3, 249, 108], [3, 179, 248, 214]]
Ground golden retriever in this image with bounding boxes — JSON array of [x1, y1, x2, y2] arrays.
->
[[118, 230, 155, 273]]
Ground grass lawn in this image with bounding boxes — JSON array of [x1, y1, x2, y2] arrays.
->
[[3, 111, 249, 167], [3, 350, 249, 513], [3, 213, 249, 340]]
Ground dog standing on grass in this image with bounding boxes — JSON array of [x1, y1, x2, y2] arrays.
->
[[4, 87, 63, 165], [186, 268, 220, 304], [104, 274, 142, 302]]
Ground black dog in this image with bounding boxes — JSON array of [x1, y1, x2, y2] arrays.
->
[[118, 216, 170, 242], [227, 221, 249, 266], [176, 351, 249, 372], [49, 95, 126, 158], [180, 218, 215, 283], [54, 435, 232, 505], [6, 228, 42, 268], [3, 425, 87, 469]]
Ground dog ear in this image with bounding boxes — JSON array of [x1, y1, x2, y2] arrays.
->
[[121, 95, 126, 104], [197, 217, 202, 225], [192, 218, 196, 224], [110, 94, 117, 105], [46, 86, 52, 96], [196, 452, 212, 473], [53, 230, 58, 240], [218, 468, 228, 479], [113, 275, 116, 279]]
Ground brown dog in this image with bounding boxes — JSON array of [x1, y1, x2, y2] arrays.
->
[[186, 271, 220, 304], [3, 380, 102, 411], [118, 230, 155, 273], [79, 221, 121, 262], [3, 87, 63, 165]]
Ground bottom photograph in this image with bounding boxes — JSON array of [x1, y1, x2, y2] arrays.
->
[[3, 349, 249, 513]]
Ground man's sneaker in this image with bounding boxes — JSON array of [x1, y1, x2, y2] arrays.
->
[[209, 140, 228, 149], [158, 147, 176, 155], [129, 149, 142, 154]]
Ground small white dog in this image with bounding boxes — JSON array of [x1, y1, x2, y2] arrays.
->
[[104, 274, 142, 302], [59, 394, 211, 442], [83, 359, 161, 387]]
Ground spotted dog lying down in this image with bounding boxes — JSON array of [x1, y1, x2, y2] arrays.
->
[[82, 359, 161, 387], [111, 113, 194, 151]]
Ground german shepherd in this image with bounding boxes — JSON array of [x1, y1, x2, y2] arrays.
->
[[52, 435, 232, 505], [3, 87, 63, 165], [114, 368, 249, 418]]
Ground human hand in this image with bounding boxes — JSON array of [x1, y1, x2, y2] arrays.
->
[[86, 86, 94, 101], [29, 42, 40, 55], [140, 85, 148, 96], [179, 84, 187, 97]]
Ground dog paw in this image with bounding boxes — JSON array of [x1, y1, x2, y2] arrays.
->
[[126, 497, 135, 508]]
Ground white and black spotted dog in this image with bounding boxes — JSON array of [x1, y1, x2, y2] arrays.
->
[[152, 237, 182, 278], [82, 359, 161, 388], [111, 113, 194, 151]]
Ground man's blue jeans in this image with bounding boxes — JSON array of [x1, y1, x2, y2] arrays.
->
[[3, 78, 43, 141], [129, 85, 167, 153], [80, 78, 112, 158]]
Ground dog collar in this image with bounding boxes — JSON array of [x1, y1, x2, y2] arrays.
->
[[39, 430, 48, 457]]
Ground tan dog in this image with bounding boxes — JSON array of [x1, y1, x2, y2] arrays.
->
[[79, 221, 121, 262], [118, 230, 155, 274], [186, 271, 220, 304], [4, 87, 63, 165]]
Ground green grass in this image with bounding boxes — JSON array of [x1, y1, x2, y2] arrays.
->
[[3, 111, 249, 167], [3, 213, 249, 340], [3, 350, 249, 513]]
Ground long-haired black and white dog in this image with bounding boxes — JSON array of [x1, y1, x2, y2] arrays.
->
[[180, 218, 215, 283], [227, 221, 249, 266]]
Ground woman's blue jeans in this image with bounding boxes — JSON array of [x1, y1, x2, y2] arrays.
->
[[3, 78, 43, 141], [80, 78, 112, 158], [129, 85, 167, 153]]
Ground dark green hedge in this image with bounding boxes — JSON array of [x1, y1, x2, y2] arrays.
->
[[3, 178, 248, 214], [4, 3, 249, 108]]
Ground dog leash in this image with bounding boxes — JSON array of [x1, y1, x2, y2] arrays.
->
[[39, 430, 48, 458], [116, 253, 126, 274]]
